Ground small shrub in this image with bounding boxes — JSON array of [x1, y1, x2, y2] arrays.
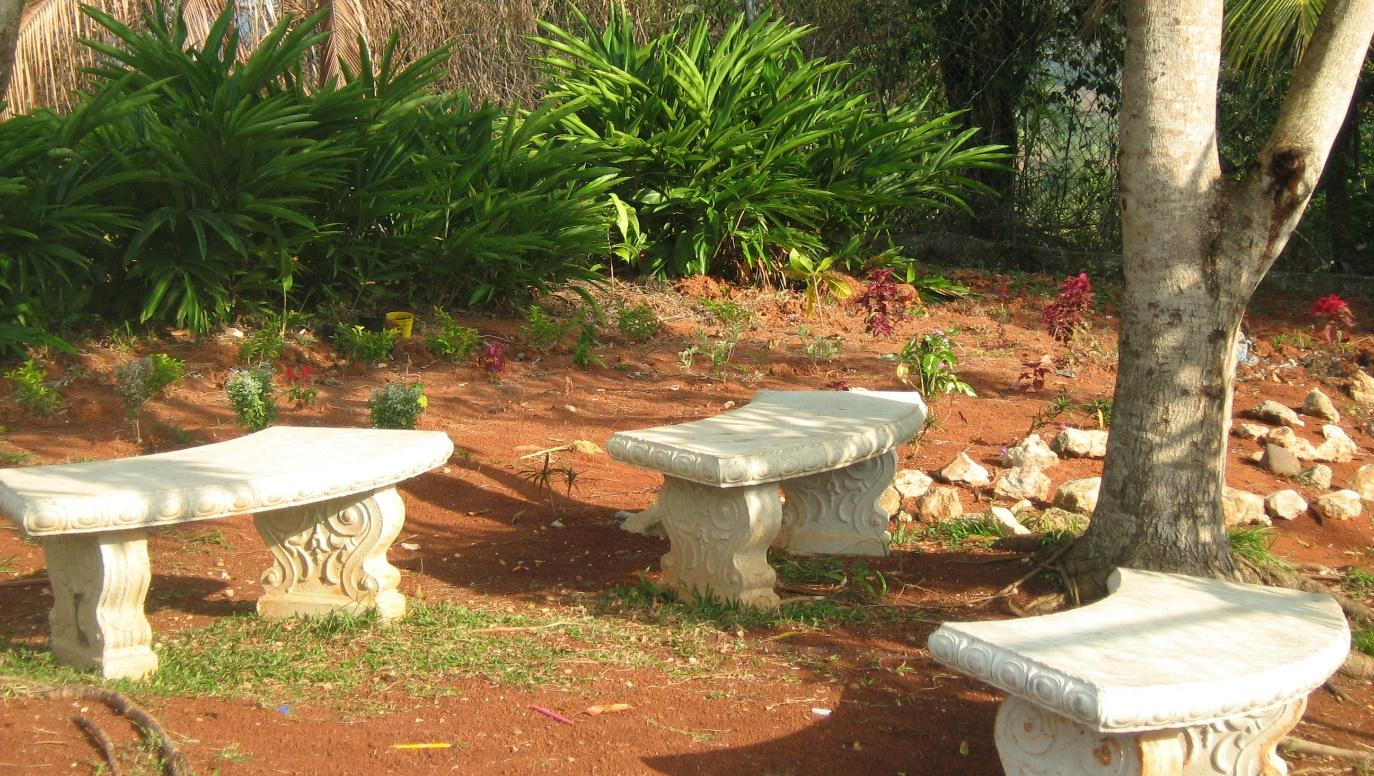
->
[[521, 304, 572, 352], [425, 308, 481, 360], [614, 304, 660, 342], [225, 367, 277, 432], [1355, 626, 1374, 657], [4, 360, 60, 416], [281, 365, 318, 407], [368, 381, 428, 429], [1312, 294, 1356, 344], [1343, 568, 1374, 598], [1018, 355, 1054, 391], [882, 330, 975, 398], [115, 354, 185, 417], [1043, 273, 1094, 342], [571, 318, 604, 368], [855, 269, 916, 337], [477, 341, 507, 372], [333, 325, 396, 364], [700, 299, 752, 326], [240, 328, 286, 365], [1227, 526, 1292, 572], [798, 326, 842, 362]]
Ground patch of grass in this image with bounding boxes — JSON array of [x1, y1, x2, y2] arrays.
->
[[700, 298, 753, 326], [0, 554, 18, 575], [1228, 525, 1293, 572], [1344, 568, 1374, 598], [0, 448, 33, 465], [771, 551, 888, 602], [889, 521, 922, 547], [1354, 626, 1374, 657], [214, 743, 251, 764], [921, 517, 1003, 549]]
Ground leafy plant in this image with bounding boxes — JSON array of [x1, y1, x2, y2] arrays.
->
[[4, 359, 60, 415], [1227, 525, 1292, 572], [700, 299, 753, 326], [799, 326, 843, 362], [782, 250, 852, 317], [1343, 568, 1374, 598], [520, 304, 572, 352], [333, 325, 396, 364], [1312, 294, 1355, 344], [1019, 355, 1054, 391], [367, 381, 428, 429], [425, 308, 481, 360], [477, 340, 507, 372], [571, 314, 604, 368], [240, 328, 286, 365], [1043, 272, 1094, 342], [281, 365, 318, 407], [883, 330, 975, 397], [115, 353, 184, 420], [614, 303, 660, 342], [855, 268, 916, 337], [1084, 398, 1114, 429], [225, 367, 277, 432]]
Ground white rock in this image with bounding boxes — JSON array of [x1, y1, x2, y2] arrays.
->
[[1222, 488, 1269, 527], [1265, 426, 1320, 460], [1230, 422, 1270, 441], [936, 453, 991, 487], [892, 469, 933, 500], [1053, 478, 1101, 514], [988, 506, 1031, 536], [1349, 370, 1374, 406], [994, 466, 1052, 501], [1009, 499, 1035, 514], [917, 487, 963, 522], [1052, 428, 1109, 458], [1303, 389, 1340, 423], [1313, 489, 1363, 521], [1299, 464, 1333, 490], [1001, 435, 1059, 469], [1264, 490, 1308, 521], [1355, 464, 1374, 502], [1314, 424, 1358, 463], [879, 486, 901, 517], [1247, 400, 1304, 427], [1028, 507, 1087, 534]]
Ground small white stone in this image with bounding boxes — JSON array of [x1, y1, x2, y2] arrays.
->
[[879, 486, 901, 517], [1303, 388, 1340, 423], [892, 469, 933, 500], [994, 466, 1052, 501], [1354, 464, 1374, 502], [1222, 488, 1268, 527], [917, 487, 964, 521], [1009, 499, 1035, 514], [936, 453, 991, 487], [1247, 400, 1304, 427], [988, 506, 1031, 536], [1231, 422, 1270, 441], [1053, 478, 1101, 514], [1348, 369, 1374, 406], [1001, 435, 1059, 469], [399, 542, 420, 551], [1265, 426, 1320, 460], [1299, 464, 1333, 490], [1314, 425, 1357, 463], [1264, 490, 1307, 521], [1313, 490, 1363, 521], [1052, 428, 1109, 458]]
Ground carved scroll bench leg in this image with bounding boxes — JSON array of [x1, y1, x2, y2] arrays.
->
[[254, 488, 406, 621], [43, 529, 158, 680], [994, 695, 1307, 776], [777, 451, 895, 556], [653, 476, 782, 609]]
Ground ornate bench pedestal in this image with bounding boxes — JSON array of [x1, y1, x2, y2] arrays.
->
[[44, 529, 157, 680], [929, 569, 1350, 776], [610, 390, 926, 608]]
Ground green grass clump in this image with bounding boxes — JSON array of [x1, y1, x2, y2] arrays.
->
[[921, 517, 1003, 549], [1354, 626, 1374, 657], [4, 359, 60, 415], [1227, 525, 1293, 572]]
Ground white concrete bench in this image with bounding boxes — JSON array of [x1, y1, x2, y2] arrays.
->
[[928, 568, 1350, 776], [607, 390, 926, 608], [0, 426, 453, 680]]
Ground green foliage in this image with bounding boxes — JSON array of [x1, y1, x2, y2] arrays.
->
[[1227, 526, 1292, 573], [333, 325, 396, 363], [883, 330, 975, 398], [534, 7, 1003, 280], [700, 299, 753, 326], [367, 381, 428, 429], [1354, 625, 1374, 657], [614, 303, 660, 342], [1343, 568, 1374, 598], [571, 316, 604, 368], [225, 367, 277, 432], [114, 353, 184, 416], [520, 304, 572, 352], [921, 517, 1003, 549], [425, 308, 481, 360], [798, 326, 842, 362], [240, 328, 286, 365], [4, 360, 60, 416]]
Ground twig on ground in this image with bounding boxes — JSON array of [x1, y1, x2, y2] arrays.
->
[[72, 715, 120, 776], [465, 620, 574, 635]]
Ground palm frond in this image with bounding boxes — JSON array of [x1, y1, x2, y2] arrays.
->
[[1223, 0, 1325, 86]]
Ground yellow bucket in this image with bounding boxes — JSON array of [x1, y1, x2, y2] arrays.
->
[[385, 311, 415, 338]]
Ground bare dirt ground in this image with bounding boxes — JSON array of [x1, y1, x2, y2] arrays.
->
[[1, 273, 1372, 775]]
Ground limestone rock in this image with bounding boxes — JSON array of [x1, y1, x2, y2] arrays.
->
[[916, 487, 963, 522], [1260, 444, 1301, 477], [1009, 499, 1034, 514], [1001, 435, 1059, 470], [1314, 424, 1358, 463], [570, 439, 604, 454], [1231, 422, 1270, 440], [1302, 388, 1340, 423], [1053, 477, 1101, 515], [1025, 507, 1086, 535], [879, 486, 901, 517], [1052, 428, 1109, 458], [1246, 401, 1304, 427], [1349, 369, 1374, 406], [987, 506, 1030, 536], [935, 453, 990, 487], [1264, 490, 1308, 521], [892, 469, 933, 501], [1355, 464, 1374, 502], [1265, 427, 1319, 460], [1313, 489, 1363, 521], [1299, 464, 1333, 490], [994, 466, 1052, 501], [1222, 487, 1268, 527]]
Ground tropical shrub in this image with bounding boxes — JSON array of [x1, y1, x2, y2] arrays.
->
[[534, 7, 1003, 280], [4, 359, 61, 415], [115, 353, 185, 416], [225, 366, 277, 431], [368, 381, 428, 429]]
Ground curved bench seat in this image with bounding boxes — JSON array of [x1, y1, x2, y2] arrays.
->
[[0, 427, 453, 680], [929, 568, 1350, 775], [608, 390, 926, 608]]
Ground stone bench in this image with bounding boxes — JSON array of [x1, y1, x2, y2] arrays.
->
[[928, 568, 1350, 776], [607, 390, 926, 608], [0, 426, 453, 680]]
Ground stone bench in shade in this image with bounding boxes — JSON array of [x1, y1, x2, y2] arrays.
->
[[0, 426, 453, 680], [928, 568, 1350, 776], [608, 389, 926, 608]]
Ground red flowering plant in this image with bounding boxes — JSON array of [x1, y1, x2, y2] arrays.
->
[[281, 364, 317, 407], [1042, 273, 1094, 343], [1312, 294, 1356, 343], [854, 268, 917, 337], [477, 340, 507, 372]]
